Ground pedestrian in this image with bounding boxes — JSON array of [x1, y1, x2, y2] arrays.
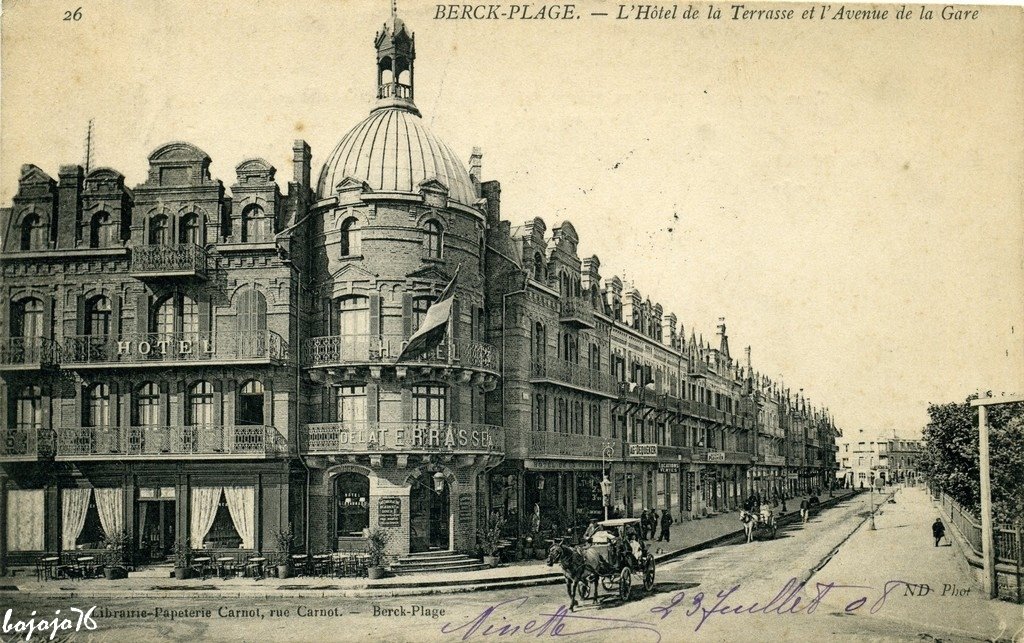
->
[[658, 509, 673, 542], [799, 497, 809, 523], [640, 509, 649, 538], [649, 512, 658, 540], [583, 518, 599, 541], [932, 518, 945, 547]]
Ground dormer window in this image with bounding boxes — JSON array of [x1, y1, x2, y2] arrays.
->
[[424, 220, 443, 258], [340, 217, 361, 257], [241, 204, 270, 243], [533, 253, 544, 281], [19, 214, 46, 251], [88, 212, 110, 248]]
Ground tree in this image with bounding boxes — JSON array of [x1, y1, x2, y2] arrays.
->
[[921, 395, 1024, 526]]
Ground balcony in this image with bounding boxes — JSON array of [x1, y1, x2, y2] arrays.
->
[[62, 331, 288, 368], [55, 425, 287, 460], [559, 297, 595, 328], [531, 358, 617, 396], [759, 454, 786, 466], [0, 429, 54, 461], [504, 427, 621, 461], [130, 243, 207, 279], [0, 337, 60, 371], [301, 422, 502, 455], [304, 334, 498, 373]]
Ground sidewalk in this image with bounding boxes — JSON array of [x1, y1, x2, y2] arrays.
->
[[2, 491, 858, 599], [810, 486, 1023, 641]]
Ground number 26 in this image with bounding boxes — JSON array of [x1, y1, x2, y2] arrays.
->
[[63, 7, 83, 21]]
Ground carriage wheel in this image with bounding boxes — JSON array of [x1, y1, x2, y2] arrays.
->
[[618, 567, 631, 600], [643, 561, 656, 592]]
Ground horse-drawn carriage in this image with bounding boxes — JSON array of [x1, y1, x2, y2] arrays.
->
[[547, 517, 656, 610], [741, 506, 777, 542]]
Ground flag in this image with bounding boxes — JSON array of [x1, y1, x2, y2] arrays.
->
[[397, 265, 459, 362]]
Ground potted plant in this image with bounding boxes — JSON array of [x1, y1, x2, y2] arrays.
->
[[365, 528, 391, 579], [273, 527, 295, 579], [476, 518, 504, 568], [173, 541, 192, 580], [102, 529, 130, 580]]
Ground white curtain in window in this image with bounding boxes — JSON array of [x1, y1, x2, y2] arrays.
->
[[94, 487, 124, 539], [189, 487, 222, 548], [7, 490, 44, 551], [223, 486, 256, 550], [61, 488, 92, 550]]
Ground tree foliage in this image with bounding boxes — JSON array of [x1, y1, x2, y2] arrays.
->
[[921, 395, 1024, 526]]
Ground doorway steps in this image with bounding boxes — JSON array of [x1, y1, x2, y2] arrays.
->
[[128, 563, 175, 579], [389, 550, 488, 575]]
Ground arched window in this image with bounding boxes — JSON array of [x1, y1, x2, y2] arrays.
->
[[335, 472, 370, 539], [153, 294, 198, 337], [238, 380, 265, 425], [85, 296, 111, 337], [560, 273, 569, 296], [11, 298, 44, 339], [533, 253, 544, 281], [133, 383, 160, 427], [19, 214, 46, 251], [339, 217, 361, 256], [187, 381, 214, 426], [532, 322, 546, 362], [334, 385, 366, 424], [412, 296, 432, 332], [412, 385, 446, 426], [424, 220, 443, 258], [88, 212, 109, 248], [149, 215, 169, 245], [84, 383, 110, 428], [241, 205, 269, 243], [13, 386, 42, 430], [179, 214, 200, 245]]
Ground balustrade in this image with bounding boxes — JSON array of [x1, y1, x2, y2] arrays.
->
[[62, 330, 287, 365], [303, 334, 497, 371], [0, 337, 60, 369], [56, 425, 286, 459], [130, 243, 207, 277], [530, 358, 617, 394], [0, 429, 54, 460]]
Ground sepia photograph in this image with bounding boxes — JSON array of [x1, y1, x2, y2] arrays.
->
[[0, 0, 1021, 640]]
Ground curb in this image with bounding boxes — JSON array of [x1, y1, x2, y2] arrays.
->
[[3, 492, 861, 600]]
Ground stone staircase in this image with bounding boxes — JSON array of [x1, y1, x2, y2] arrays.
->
[[389, 550, 489, 576]]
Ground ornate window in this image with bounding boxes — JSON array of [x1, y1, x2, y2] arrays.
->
[[412, 385, 445, 426], [334, 385, 366, 424], [339, 217, 361, 256], [241, 204, 270, 243], [84, 383, 110, 428], [11, 298, 44, 339], [149, 215, 169, 245], [88, 212, 110, 248], [424, 220, 443, 258], [13, 386, 42, 430], [85, 296, 111, 337], [133, 383, 161, 427], [238, 380, 264, 425], [179, 214, 201, 245], [19, 214, 46, 251], [186, 381, 214, 426], [152, 294, 198, 337]]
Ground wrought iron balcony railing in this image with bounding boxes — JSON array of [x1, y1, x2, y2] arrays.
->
[[0, 428, 55, 461], [503, 427, 622, 461], [130, 243, 207, 278], [62, 330, 288, 366], [304, 334, 498, 372], [530, 358, 617, 395], [56, 425, 287, 459], [0, 337, 61, 369], [301, 421, 502, 455], [759, 454, 786, 466], [559, 296, 595, 328]]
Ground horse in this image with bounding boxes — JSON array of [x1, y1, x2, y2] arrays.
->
[[740, 511, 756, 543], [547, 539, 624, 610]]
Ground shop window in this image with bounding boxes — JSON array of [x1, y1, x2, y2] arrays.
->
[[424, 220, 443, 258], [412, 385, 445, 426], [204, 492, 243, 549], [76, 494, 105, 549], [335, 472, 370, 538], [6, 490, 44, 551], [339, 217, 361, 256], [238, 380, 265, 425]]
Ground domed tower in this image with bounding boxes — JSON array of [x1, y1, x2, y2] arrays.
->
[[302, 8, 499, 558]]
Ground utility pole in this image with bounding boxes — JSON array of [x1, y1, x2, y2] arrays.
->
[[82, 119, 95, 172]]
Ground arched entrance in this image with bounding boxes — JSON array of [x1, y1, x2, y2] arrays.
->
[[409, 475, 450, 552], [334, 472, 370, 549]]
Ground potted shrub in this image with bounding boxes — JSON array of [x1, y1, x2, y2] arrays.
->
[[273, 527, 295, 579], [173, 541, 192, 580], [476, 518, 504, 568], [365, 528, 391, 579], [102, 529, 130, 580]]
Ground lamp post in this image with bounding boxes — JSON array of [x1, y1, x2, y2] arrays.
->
[[869, 456, 876, 530], [601, 442, 614, 520]]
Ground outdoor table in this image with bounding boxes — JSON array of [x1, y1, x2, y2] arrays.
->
[[216, 557, 235, 579], [291, 553, 310, 576], [312, 554, 331, 577], [38, 556, 59, 581], [76, 556, 96, 578], [245, 556, 267, 580], [192, 556, 212, 578]]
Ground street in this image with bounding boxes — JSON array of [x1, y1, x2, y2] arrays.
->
[[5, 490, 1018, 642]]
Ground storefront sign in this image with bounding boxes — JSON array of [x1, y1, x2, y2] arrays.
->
[[707, 451, 726, 462], [377, 496, 401, 527], [658, 463, 680, 473], [628, 443, 658, 458], [524, 459, 602, 471], [335, 424, 496, 450]]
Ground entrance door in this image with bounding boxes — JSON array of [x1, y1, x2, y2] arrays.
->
[[138, 500, 175, 562], [409, 478, 450, 552]]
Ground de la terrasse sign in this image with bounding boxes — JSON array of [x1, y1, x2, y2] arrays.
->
[[337, 424, 498, 451]]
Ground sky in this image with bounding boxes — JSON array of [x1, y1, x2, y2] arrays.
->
[[1, 0, 1022, 437]]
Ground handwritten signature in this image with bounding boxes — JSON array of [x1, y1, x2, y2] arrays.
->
[[440, 579, 920, 640], [1, 607, 98, 642]]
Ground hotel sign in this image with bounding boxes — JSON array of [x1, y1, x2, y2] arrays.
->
[[116, 338, 214, 357], [707, 451, 726, 462], [628, 444, 658, 458]]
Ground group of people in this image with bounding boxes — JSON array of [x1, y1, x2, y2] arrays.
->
[[640, 509, 674, 542]]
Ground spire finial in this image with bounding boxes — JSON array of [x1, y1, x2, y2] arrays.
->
[[391, 0, 397, 19]]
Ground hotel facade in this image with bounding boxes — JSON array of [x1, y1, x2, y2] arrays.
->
[[0, 13, 840, 567]]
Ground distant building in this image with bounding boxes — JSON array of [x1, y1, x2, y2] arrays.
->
[[837, 430, 922, 488]]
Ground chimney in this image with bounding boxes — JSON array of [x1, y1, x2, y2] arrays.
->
[[661, 313, 676, 348], [745, 345, 752, 369], [469, 147, 482, 181], [57, 164, 83, 248], [292, 140, 311, 189], [717, 317, 730, 357]]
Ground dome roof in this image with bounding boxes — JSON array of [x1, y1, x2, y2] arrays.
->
[[316, 107, 477, 206]]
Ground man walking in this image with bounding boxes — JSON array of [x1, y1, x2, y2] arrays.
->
[[640, 509, 650, 539], [932, 518, 946, 546], [800, 497, 810, 523], [658, 509, 673, 542]]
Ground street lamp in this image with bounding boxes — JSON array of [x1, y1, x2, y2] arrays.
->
[[601, 443, 614, 520], [869, 457, 876, 530]]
